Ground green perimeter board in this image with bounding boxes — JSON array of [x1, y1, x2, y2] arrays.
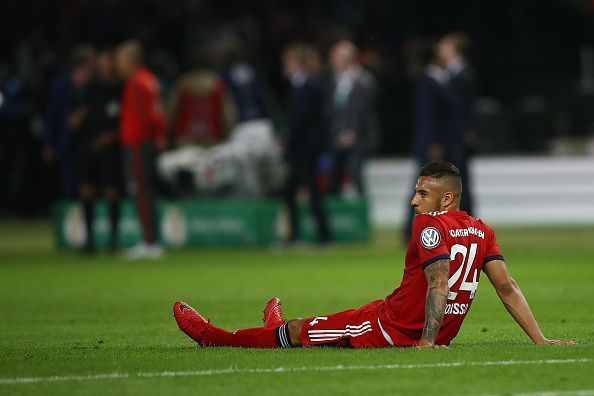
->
[[53, 198, 370, 249]]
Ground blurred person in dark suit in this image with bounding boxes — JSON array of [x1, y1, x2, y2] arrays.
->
[[404, 43, 449, 241], [42, 46, 95, 199], [412, 46, 449, 165], [116, 40, 166, 260], [327, 40, 377, 197], [75, 48, 124, 254], [438, 32, 477, 215], [216, 41, 271, 124], [0, 63, 33, 213], [281, 43, 331, 246]]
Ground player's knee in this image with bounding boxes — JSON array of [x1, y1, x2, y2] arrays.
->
[[287, 319, 304, 346]]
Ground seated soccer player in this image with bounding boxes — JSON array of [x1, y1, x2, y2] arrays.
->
[[173, 161, 575, 348]]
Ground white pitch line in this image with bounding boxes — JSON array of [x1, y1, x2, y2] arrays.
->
[[513, 391, 594, 396], [0, 372, 128, 385], [0, 358, 591, 386]]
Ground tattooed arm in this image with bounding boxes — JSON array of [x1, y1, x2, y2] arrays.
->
[[419, 259, 450, 348]]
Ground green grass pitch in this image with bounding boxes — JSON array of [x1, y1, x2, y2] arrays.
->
[[0, 220, 593, 395]]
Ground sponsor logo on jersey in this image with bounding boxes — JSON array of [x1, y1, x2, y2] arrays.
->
[[449, 227, 485, 239], [420, 227, 441, 248], [444, 303, 469, 315]]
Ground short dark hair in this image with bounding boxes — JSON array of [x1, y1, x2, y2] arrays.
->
[[419, 161, 462, 196], [419, 161, 460, 178], [283, 42, 321, 73]]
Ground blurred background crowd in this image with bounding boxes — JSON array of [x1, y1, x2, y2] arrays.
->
[[1, 0, 594, 252]]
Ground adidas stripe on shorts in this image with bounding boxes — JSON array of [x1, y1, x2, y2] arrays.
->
[[299, 300, 394, 348]]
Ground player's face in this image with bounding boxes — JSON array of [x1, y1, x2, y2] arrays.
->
[[330, 45, 349, 73], [72, 60, 95, 88], [438, 38, 456, 64], [115, 48, 132, 77], [411, 176, 444, 214], [283, 53, 300, 79]]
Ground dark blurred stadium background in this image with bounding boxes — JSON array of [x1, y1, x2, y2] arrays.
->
[[0, 0, 593, 223]]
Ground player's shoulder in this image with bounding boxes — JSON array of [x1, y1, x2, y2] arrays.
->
[[414, 210, 493, 231], [466, 213, 495, 234], [412, 213, 450, 252], [476, 218, 497, 241], [455, 212, 497, 241]]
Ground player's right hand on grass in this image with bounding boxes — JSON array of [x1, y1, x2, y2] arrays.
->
[[537, 338, 576, 345], [416, 342, 449, 349]]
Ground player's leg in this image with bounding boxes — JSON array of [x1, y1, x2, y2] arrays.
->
[[125, 143, 162, 259], [263, 297, 302, 346], [101, 149, 122, 253], [104, 185, 120, 252], [283, 168, 300, 242], [77, 150, 98, 254], [305, 158, 331, 244], [329, 148, 346, 195], [130, 143, 158, 244], [173, 301, 300, 348], [80, 181, 96, 253], [174, 300, 389, 349], [263, 297, 285, 328], [297, 301, 391, 348], [262, 301, 379, 348], [350, 148, 366, 196], [287, 318, 305, 346]]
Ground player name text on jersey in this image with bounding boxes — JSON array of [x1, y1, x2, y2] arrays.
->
[[449, 227, 485, 239], [445, 303, 469, 315]]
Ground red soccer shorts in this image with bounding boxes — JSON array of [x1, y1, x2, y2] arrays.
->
[[300, 300, 394, 348]]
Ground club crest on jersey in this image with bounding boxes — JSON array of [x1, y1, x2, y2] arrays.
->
[[420, 227, 441, 249]]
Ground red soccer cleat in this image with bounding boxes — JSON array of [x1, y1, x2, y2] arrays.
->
[[262, 297, 285, 328], [173, 301, 211, 346]]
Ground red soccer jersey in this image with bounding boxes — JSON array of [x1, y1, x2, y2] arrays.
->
[[172, 81, 227, 145], [120, 68, 166, 147], [379, 210, 504, 346]]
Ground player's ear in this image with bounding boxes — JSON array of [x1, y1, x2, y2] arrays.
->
[[441, 191, 454, 208]]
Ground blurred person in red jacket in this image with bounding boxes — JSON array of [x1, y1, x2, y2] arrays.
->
[[167, 49, 237, 148], [115, 40, 165, 259]]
